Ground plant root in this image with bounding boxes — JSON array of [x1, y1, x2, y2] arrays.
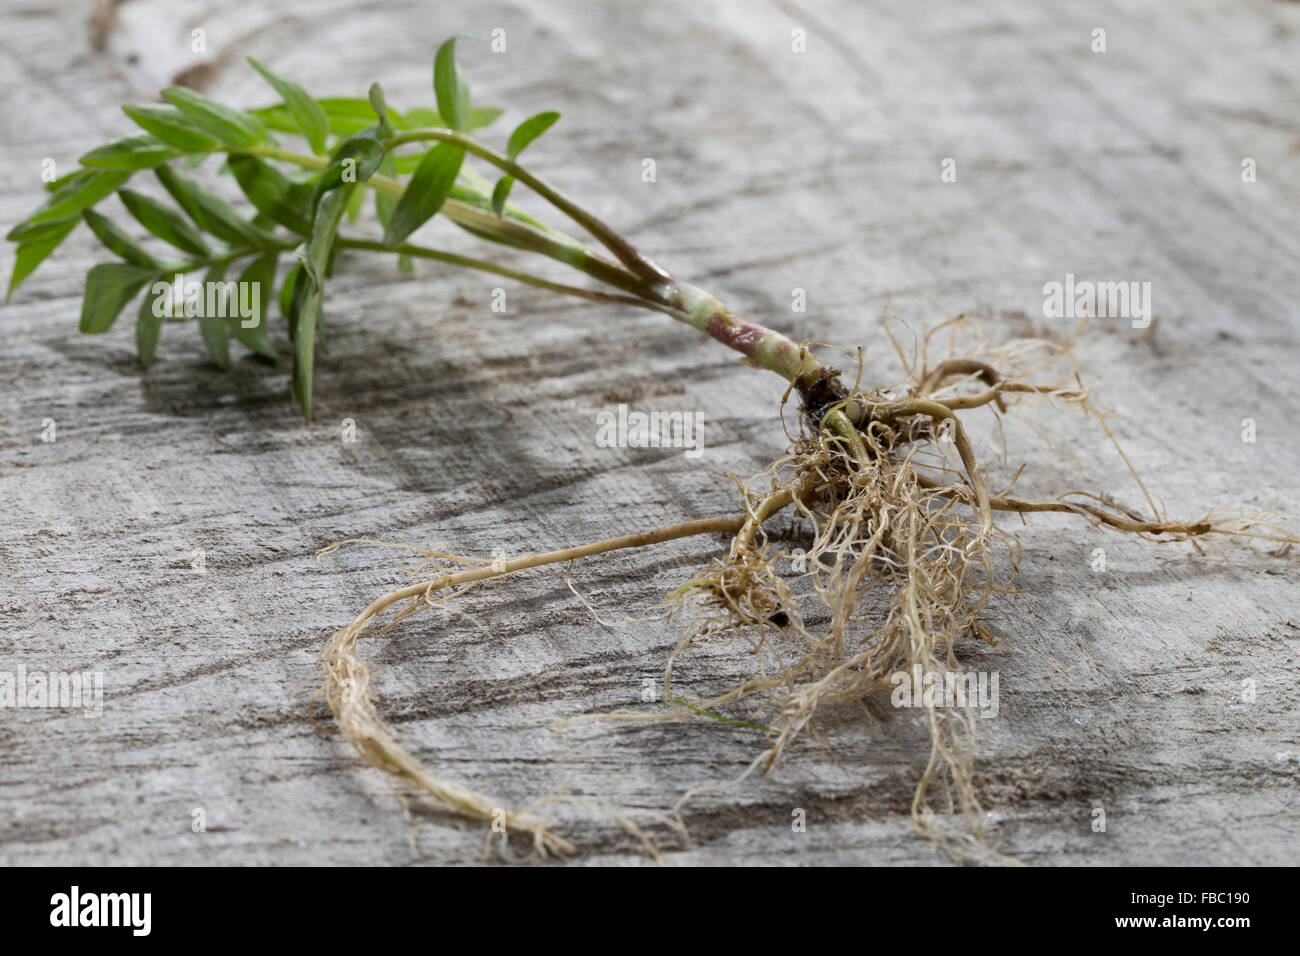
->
[[590, 329, 1295, 864], [315, 514, 774, 859], [316, 325, 1295, 864]]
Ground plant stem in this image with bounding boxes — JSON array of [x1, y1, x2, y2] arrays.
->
[[246, 144, 839, 403], [249, 145, 657, 300], [387, 128, 673, 286], [335, 238, 663, 311]]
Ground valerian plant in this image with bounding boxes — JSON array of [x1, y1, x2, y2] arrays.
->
[[9, 39, 1294, 862]]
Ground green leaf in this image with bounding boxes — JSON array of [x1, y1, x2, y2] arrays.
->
[[391, 153, 425, 175], [123, 105, 221, 152], [247, 57, 329, 156], [289, 186, 353, 421], [197, 263, 231, 368], [288, 283, 321, 416], [82, 209, 159, 267], [286, 270, 314, 413], [368, 82, 394, 139], [22, 169, 131, 225], [490, 175, 514, 216], [433, 38, 471, 133], [321, 97, 402, 134], [506, 111, 560, 160], [7, 218, 78, 301], [374, 154, 398, 227], [400, 107, 444, 129], [80, 263, 155, 333], [80, 134, 180, 170], [469, 106, 503, 131], [314, 132, 385, 201], [118, 188, 211, 257], [382, 143, 464, 247], [279, 262, 301, 319], [392, 103, 499, 133], [345, 178, 366, 222], [7, 216, 79, 243], [251, 105, 302, 136], [230, 253, 279, 359], [228, 155, 311, 233], [302, 185, 352, 283], [249, 209, 277, 231], [155, 164, 273, 247], [321, 97, 392, 121], [136, 279, 169, 366], [256, 98, 403, 137], [442, 176, 548, 231], [161, 87, 267, 149], [43, 171, 80, 192], [367, 82, 388, 122]]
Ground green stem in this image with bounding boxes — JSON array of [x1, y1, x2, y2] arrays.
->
[[249, 145, 658, 301], [160, 236, 302, 276], [667, 282, 830, 389], [246, 145, 836, 400], [335, 238, 666, 312], [388, 128, 673, 286]]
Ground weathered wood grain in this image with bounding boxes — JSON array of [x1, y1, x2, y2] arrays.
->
[[1, 0, 1297, 865]]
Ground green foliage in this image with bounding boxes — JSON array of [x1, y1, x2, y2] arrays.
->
[[80, 263, 155, 333], [315, 133, 386, 201], [196, 263, 232, 368], [383, 144, 464, 247], [433, 37, 471, 133], [160, 87, 268, 148], [228, 156, 312, 233], [231, 254, 279, 359], [248, 58, 329, 155], [5, 39, 572, 423], [23, 169, 130, 225], [82, 209, 159, 268], [135, 281, 168, 365], [492, 112, 560, 214], [289, 186, 354, 420], [156, 165, 275, 247], [80, 135, 180, 170], [118, 188, 211, 257], [368, 83, 394, 139], [123, 105, 221, 152], [7, 217, 78, 301], [506, 111, 560, 160]]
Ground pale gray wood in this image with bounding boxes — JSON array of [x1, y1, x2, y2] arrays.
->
[[1, 0, 1297, 865]]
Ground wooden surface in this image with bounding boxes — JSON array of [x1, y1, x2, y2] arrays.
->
[[1, 0, 1297, 865]]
